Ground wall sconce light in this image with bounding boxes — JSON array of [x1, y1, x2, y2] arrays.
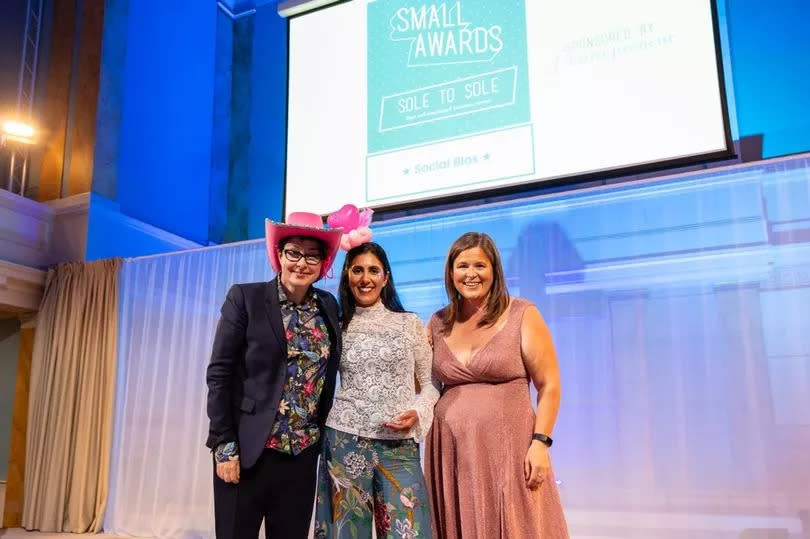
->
[[1, 119, 37, 146]]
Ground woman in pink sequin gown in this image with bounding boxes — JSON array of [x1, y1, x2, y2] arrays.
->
[[425, 232, 569, 539]]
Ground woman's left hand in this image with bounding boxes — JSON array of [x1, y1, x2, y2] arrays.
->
[[524, 442, 551, 490], [383, 410, 418, 431]]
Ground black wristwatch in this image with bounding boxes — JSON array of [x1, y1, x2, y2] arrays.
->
[[532, 433, 553, 448]]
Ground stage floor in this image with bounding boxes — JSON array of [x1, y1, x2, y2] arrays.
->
[[0, 532, 127, 539]]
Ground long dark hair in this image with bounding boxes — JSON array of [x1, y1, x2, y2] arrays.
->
[[441, 232, 510, 334], [339, 242, 406, 328]]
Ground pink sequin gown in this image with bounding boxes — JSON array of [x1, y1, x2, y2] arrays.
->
[[425, 299, 569, 539]]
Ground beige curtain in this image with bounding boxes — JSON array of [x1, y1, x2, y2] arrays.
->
[[22, 258, 122, 533]]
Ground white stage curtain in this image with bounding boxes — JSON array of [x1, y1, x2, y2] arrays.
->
[[104, 242, 272, 538], [106, 155, 810, 538]]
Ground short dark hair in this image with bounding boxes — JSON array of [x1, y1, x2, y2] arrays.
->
[[338, 242, 406, 328]]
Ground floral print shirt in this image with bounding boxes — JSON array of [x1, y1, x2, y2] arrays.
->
[[266, 282, 331, 455]]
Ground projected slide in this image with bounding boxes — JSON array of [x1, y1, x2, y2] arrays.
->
[[286, 0, 730, 215], [366, 1, 533, 202]]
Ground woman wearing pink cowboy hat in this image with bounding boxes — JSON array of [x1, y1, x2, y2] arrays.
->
[[205, 212, 343, 539]]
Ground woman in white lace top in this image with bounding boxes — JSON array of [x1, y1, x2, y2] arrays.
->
[[315, 242, 439, 539]]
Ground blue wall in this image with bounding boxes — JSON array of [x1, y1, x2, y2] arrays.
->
[[727, 0, 810, 157], [88, 0, 218, 258], [90, 0, 286, 255], [115, 0, 217, 244], [87, 0, 219, 259], [247, 6, 287, 239], [206, 4, 287, 244]]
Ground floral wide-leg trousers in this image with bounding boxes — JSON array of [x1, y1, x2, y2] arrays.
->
[[314, 427, 432, 539]]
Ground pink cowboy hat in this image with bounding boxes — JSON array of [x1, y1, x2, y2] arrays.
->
[[265, 213, 343, 279]]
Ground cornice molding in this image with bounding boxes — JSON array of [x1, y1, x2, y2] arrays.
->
[[44, 192, 91, 216], [0, 259, 46, 313]]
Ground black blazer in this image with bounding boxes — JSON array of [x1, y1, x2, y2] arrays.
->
[[205, 277, 342, 469]]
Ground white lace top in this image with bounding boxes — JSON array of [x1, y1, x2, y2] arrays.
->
[[325, 301, 440, 441]]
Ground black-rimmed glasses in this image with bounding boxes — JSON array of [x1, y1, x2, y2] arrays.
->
[[282, 249, 323, 265]]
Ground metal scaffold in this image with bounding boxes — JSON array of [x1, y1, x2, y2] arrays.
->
[[5, 0, 44, 195]]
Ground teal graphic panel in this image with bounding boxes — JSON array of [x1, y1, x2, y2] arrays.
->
[[368, 0, 531, 153]]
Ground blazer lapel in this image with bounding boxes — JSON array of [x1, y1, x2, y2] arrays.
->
[[264, 278, 287, 354], [315, 290, 340, 341]]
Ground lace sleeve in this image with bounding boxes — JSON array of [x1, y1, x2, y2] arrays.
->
[[408, 315, 441, 441]]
